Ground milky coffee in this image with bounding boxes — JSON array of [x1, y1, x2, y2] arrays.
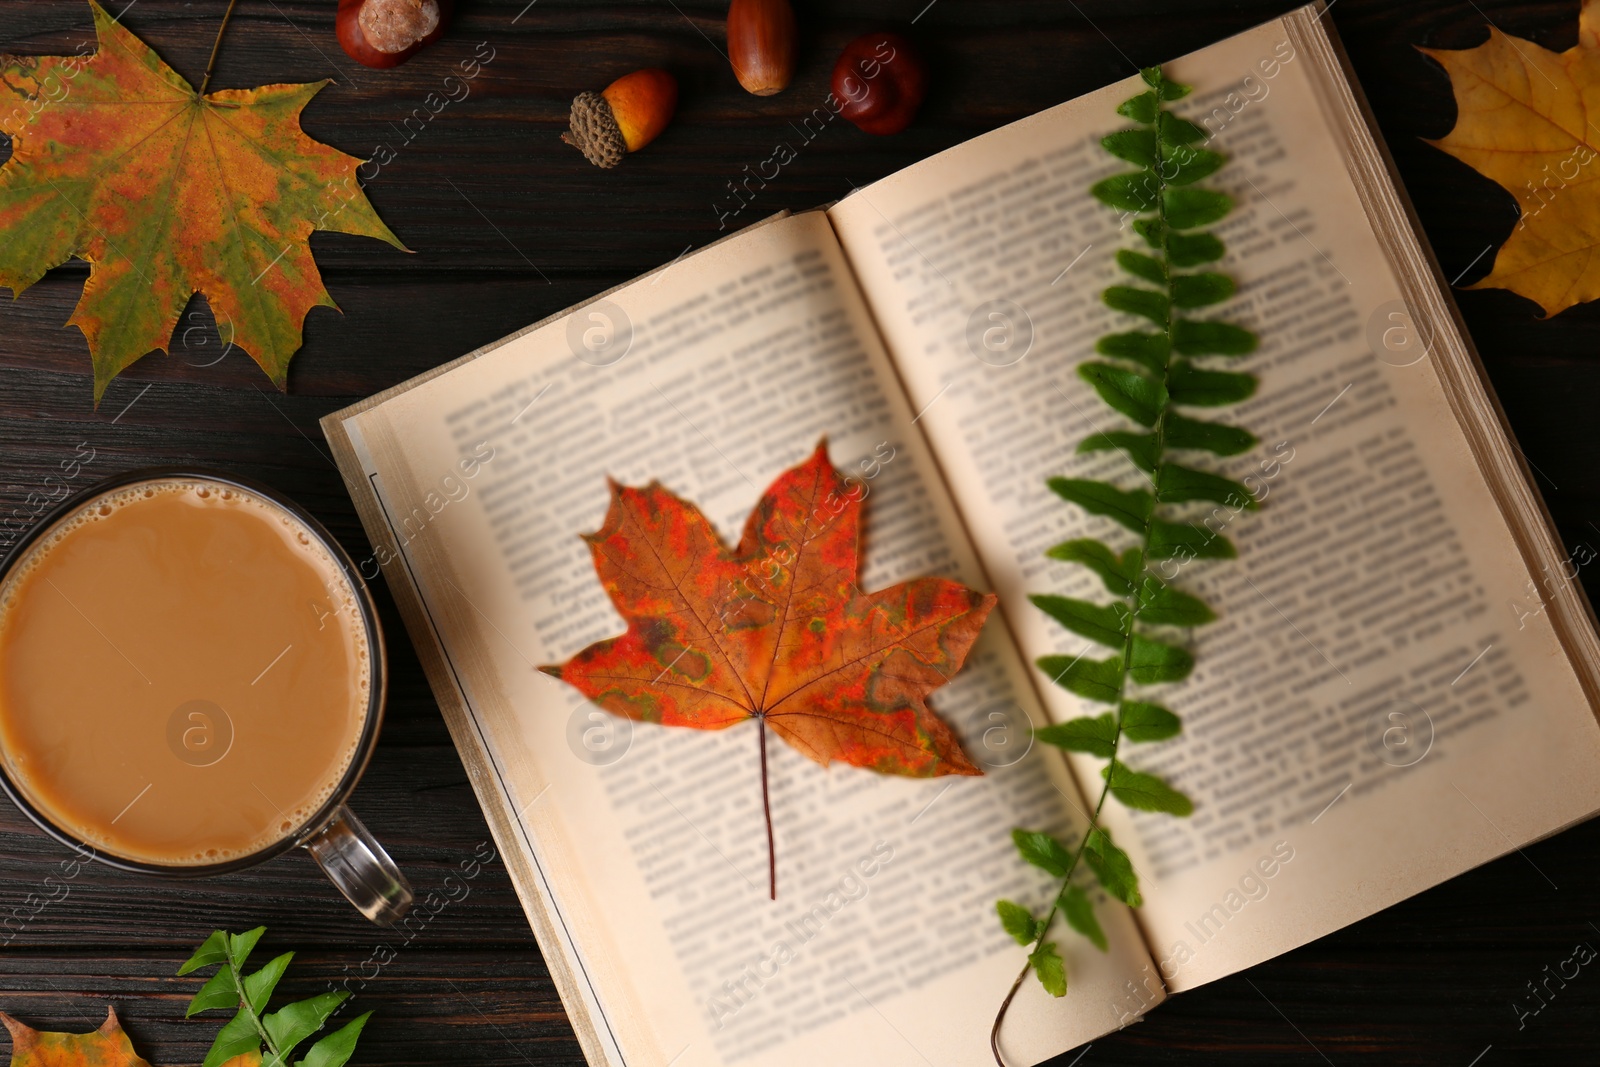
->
[[0, 479, 370, 865]]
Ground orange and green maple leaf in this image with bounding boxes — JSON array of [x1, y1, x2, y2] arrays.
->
[[1423, 0, 1600, 316], [0, 1009, 152, 1067], [542, 439, 995, 897], [1, 1007, 257, 1067], [0, 0, 405, 401]]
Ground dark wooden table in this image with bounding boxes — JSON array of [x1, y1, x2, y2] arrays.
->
[[0, 1, 1597, 1064]]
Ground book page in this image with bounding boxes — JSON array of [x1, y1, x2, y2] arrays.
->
[[828, 11, 1600, 998], [340, 211, 1158, 1067]]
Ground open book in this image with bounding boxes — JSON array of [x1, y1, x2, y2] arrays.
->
[[322, 5, 1600, 1065]]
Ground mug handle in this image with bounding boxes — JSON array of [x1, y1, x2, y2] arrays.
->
[[302, 806, 413, 924]]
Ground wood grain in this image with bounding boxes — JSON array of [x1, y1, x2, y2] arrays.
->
[[1, 1, 1598, 1064]]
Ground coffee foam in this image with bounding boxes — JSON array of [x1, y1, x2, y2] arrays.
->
[[0, 477, 374, 866]]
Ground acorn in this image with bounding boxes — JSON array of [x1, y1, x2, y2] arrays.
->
[[337, 0, 451, 69], [727, 0, 797, 96], [832, 32, 928, 136], [563, 69, 679, 169]]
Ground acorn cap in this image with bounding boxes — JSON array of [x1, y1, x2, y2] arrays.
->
[[564, 92, 627, 169]]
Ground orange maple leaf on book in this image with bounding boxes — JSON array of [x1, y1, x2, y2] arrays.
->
[[541, 440, 995, 898]]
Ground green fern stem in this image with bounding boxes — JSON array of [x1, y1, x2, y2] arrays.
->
[[227, 953, 288, 1065], [987, 740, 1115, 1063]]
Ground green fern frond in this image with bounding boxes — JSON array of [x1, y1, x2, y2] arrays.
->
[[992, 64, 1261, 1039]]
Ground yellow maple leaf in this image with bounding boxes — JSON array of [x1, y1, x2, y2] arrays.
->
[[1423, 0, 1600, 316]]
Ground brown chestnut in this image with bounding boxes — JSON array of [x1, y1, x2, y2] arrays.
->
[[337, 0, 452, 69], [831, 32, 927, 136]]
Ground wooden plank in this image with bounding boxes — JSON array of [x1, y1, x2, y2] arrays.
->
[[0, 951, 575, 1067]]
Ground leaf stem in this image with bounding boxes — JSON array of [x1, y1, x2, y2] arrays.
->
[[989, 722, 1126, 1064], [759, 713, 776, 900], [227, 955, 284, 1065], [991, 91, 1181, 1067], [198, 0, 242, 97]]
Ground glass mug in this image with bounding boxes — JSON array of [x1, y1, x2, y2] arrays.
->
[[0, 469, 412, 924]]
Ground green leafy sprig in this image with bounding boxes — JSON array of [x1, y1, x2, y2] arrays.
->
[[990, 66, 1259, 1061], [179, 926, 371, 1067]]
